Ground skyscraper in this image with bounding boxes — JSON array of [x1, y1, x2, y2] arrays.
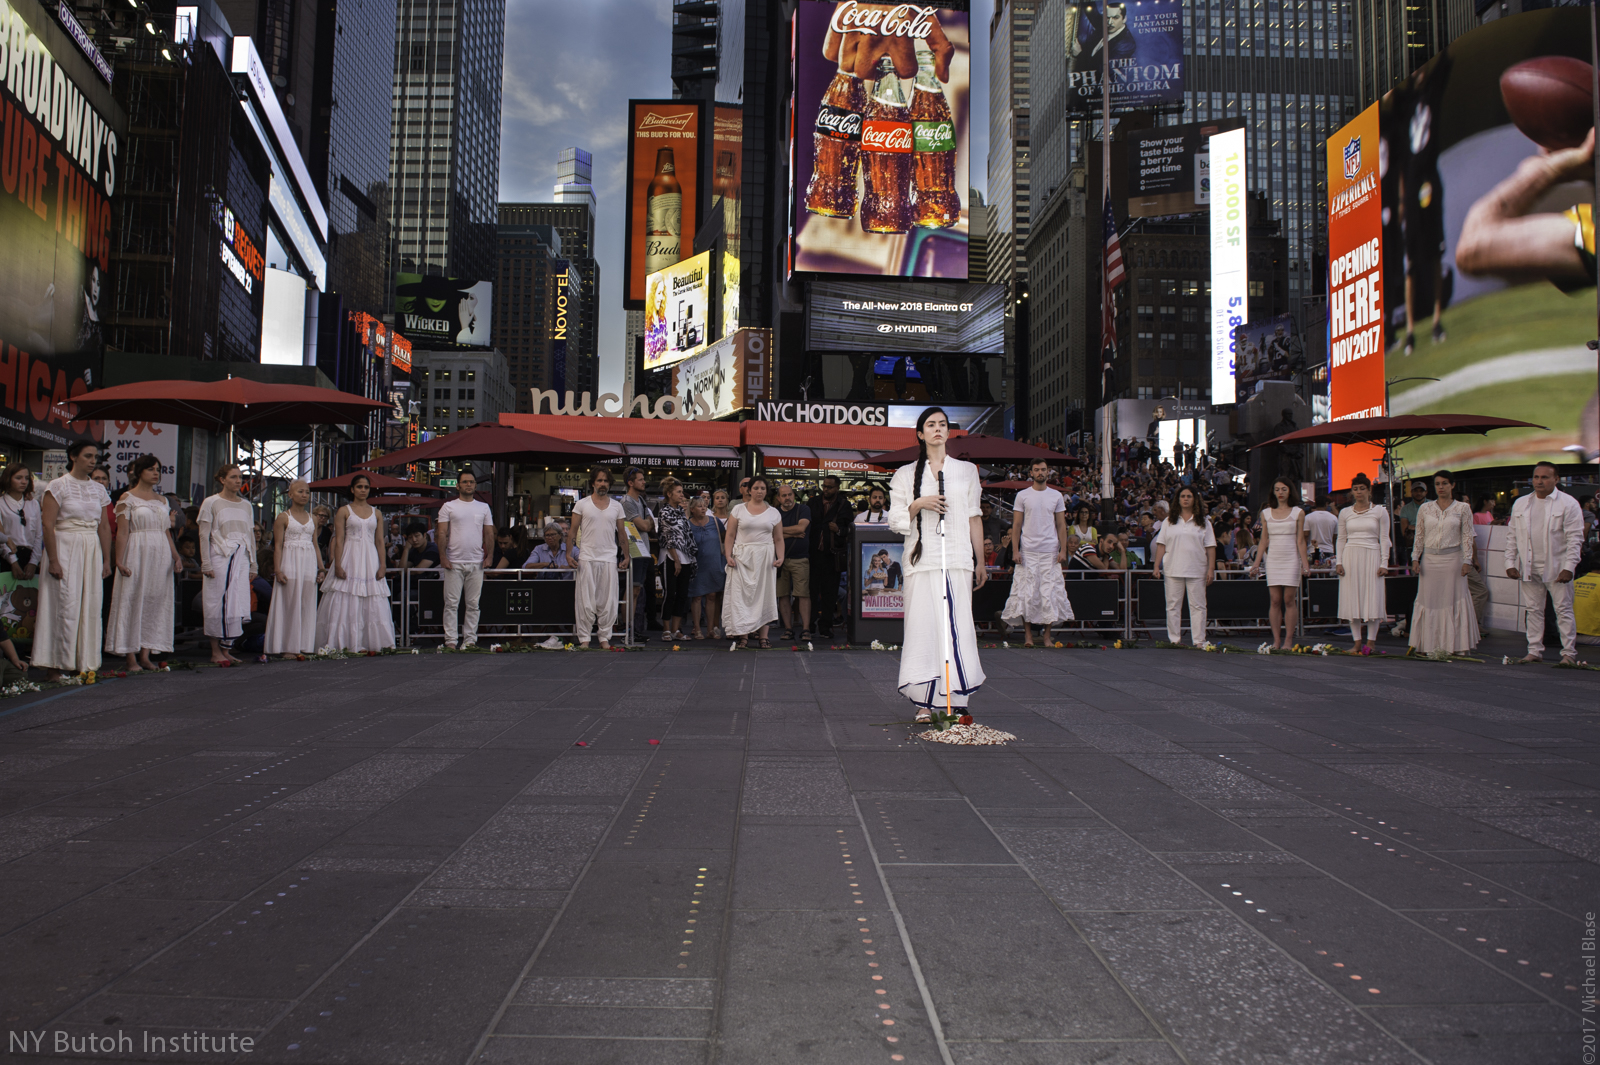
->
[[988, 0, 1035, 296], [500, 169, 600, 396], [1353, 0, 1475, 107], [492, 224, 578, 408], [390, 0, 505, 283]]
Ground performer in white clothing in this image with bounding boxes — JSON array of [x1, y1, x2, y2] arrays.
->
[[265, 479, 323, 656], [105, 453, 180, 670], [315, 474, 395, 652], [35, 441, 112, 678], [1334, 472, 1390, 653], [1409, 470, 1479, 655], [570, 467, 628, 648], [1250, 478, 1309, 650], [1151, 487, 1216, 645], [199, 465, 257, 665], [1000, 458, 1073, 645], [1504, 461, 1584, 664], [888, 407, 987, 721], [721, 476, 784, 646]]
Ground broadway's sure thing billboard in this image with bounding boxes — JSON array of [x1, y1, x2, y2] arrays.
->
[[644, 251, 713, 372], [0, 0, 122, 448], [1066, 1, 1184, 113], [806, 280, 1004, 352], [790, 1, 970, 278], [394, 274, 492, 346], [1325, 101, 1387, 487], [1375, 9, 1597, 468], [625, 99, 702, 307], [1127, 119, 1242, 218]]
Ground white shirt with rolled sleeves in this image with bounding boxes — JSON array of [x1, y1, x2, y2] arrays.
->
[[887, 456, 981, 575], [1153, 517, 1217, 578]]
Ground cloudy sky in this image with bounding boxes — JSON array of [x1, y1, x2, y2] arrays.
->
[[498, 0, 991, 395]]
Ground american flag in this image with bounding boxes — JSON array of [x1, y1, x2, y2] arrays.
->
[[1100, 191, 1124, 367]]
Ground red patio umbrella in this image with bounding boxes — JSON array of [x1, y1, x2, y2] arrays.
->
[[64, 378, 389, 434], [307, 472, 446, 494], [1254, 414, 1547, 450], [359, 423, 618, 468], [872, 433, 1076, 467]]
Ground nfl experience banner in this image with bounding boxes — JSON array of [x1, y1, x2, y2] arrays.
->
[[1066, 1, 1184, 113], [625, 99, 702, 308], [789, 1, 971, 279], [1324, 102, 1386, 487], [0, 0, 122, 448]]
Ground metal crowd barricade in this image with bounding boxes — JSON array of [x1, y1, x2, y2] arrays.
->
[[394, 566, 634, 647]]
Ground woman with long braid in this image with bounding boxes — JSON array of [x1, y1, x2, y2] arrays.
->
[[888, 407, 987, 722]]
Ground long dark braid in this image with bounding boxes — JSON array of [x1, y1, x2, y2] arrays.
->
[[907, 406, 946, 567]]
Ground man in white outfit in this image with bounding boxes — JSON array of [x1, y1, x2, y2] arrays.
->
[[1000, 460, 1073, 647], [1504, 461, 1584, 664], [435, 470, 494, 649]]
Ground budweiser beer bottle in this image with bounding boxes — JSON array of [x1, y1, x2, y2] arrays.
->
[[645, 147, 682, 275], [805, 64, 866, 218], [860, 57, 914, 233], [911, 45, 959, 229]]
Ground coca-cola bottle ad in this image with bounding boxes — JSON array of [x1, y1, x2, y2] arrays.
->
[[792, 1, 970, 278]]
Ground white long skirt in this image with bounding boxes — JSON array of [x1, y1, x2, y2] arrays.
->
[[264, 540, 320, 654], [204, 538, 253, 640], [574, 559, 619, 642], [315, 538, 395, 652], [1409, 552, 1480, 654], [721, 540, 778, 636], [1001, 562, 1074, 628], [898, 568, 986, 710], [34, 525, 103, 673], [105, 532, 175, 654], [1337, 544, 1386, 622]]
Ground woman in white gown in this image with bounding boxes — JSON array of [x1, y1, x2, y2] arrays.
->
[[265, 479, 323, 656], [315, 474, 395, 651], [35, 440, 112, 678], [1409, 469, 1479, 655], [1250, 478, 1309, 650], [888, 407, 988, 721], [720, 476, 784, 647], [199, 464, 257, 666], [1335, 472, 1390, 653], [106, 454, 180, 671]]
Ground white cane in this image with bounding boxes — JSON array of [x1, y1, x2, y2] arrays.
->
[[937, 469, 950, 718]]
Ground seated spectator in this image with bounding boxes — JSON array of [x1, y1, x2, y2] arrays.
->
[[524, 523, 575, 579], [396, 522, 439, 569], [492, 525, 531, 569], [177, 536, 201, 577], [1068, 533, 1106, 571]]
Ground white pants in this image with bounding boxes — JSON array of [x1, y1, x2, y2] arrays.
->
[[1163, 575, 1207, 644], [1522, 579, 1577, 658], [441, 563, 483, 645], [575, 559, 619, 643]]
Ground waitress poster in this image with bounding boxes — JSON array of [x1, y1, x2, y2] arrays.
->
[[860, 543, 905, 619]]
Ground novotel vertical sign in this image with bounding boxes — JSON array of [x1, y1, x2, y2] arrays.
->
[[552, 261, 570, 393]]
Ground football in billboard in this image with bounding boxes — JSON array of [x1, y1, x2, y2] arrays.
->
[[1066, 1, 1185, 113], [807, 281, 1004, 353], [791, 1, 970, 278], [1233, 314, 1302, 392], [1375, 9, 1597, 468], [644, 252, 713, 372], [395, 274, 493, 347]]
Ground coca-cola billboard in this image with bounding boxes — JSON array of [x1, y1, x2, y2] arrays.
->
[[789, 1, 970, 278], [624, 100, 703, 308]]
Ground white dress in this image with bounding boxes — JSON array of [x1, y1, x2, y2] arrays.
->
[[199, 495, 256, 640], [105, 494, 174, 654], [315, 508, 395, 651], [265, 513, 320, 654], [34, 475, 109, 673], [1261, 506, 1304, 586], [1336, 504, 1390, 622], [888, 457, 986, 711], [721, 503, 781, 636], [1410, 499, 1479, 654]]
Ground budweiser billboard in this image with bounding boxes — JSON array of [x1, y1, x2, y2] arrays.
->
[[789, 1, 970, 278], [1324, 103, 1386, 488], [624, 100, 703, 308]]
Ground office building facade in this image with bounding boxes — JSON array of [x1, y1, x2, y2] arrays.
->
[[1353, 0, 1475, 106], [988, 0, 1035, 296], [493, 224, 581, 409], [499, 197, 599, 396], [390, 0, 505, 283], [412, 349, 513, 437]]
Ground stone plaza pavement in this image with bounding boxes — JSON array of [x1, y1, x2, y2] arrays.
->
[[0, 647, 1595, 1065]]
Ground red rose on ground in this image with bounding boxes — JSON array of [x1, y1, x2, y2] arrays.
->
[[959, 715, 973, 725]]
